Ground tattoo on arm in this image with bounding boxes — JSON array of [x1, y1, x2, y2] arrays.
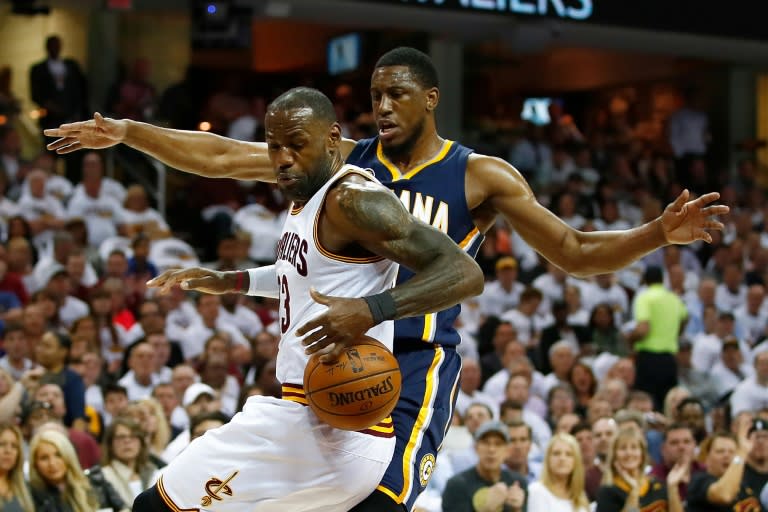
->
[[337, 183, 484, 320]]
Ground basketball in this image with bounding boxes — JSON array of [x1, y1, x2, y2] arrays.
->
[[304, 336, 401, 431]]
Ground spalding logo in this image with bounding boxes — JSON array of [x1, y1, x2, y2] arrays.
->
[[327, 375, 395, 407], [419, 454, 436, 487]]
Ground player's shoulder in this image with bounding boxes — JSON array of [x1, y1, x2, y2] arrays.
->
[[466, 152, 530, 194]]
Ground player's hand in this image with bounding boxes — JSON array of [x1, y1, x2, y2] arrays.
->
[[44, 112, 127, 154], [661, 189, 729, 245], [147, 267, 228, 295], [297, 288, 375, 363]]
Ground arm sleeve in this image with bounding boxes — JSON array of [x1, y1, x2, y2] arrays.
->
[[246, 265, 279, 299]]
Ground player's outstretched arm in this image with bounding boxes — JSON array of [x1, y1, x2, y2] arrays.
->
[[469, 155, 729, 278], [45, 113, 356, 181], [147, 265, 278, 298], [298, 177, 484, 361]]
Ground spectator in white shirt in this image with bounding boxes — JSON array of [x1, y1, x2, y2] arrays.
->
[[735, 284, 768, 346], [527, 433, 590, 512], [533, 262, 569, 315], [67, 153, 123, 248], [541, 341, 578, 398], [694, 311, 751, 373], [198, 334, 241, 416], [501, 287, 546, 357], [477, 256, 525, 319], [684, 278, 717, 338], [592, 199, 630, 232], [181, 294, 250, 363], [38, 263, 88, 329], [71, 151, 126, 203], [146, 332, 174, 383], [456, 358, 498, 419], [564, 285, 589, 327], [17, 169, 65, 252], [730, 350, 768, 417], [218, 293, 264, 341], [710, 337, 754, 397], [715, 262, 747, 312], [33, 230, 98, 294], [117, 184, 170, 240], [505, 372, 549, 426], [584, 273, 629, 325], [118, 342, 158, 401], [479, 321, 518, 384]]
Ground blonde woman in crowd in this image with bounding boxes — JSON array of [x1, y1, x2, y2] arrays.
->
[[100, 416, 160, 507], [0, 423, 34, 511], [527, 432, 589, 512], [29, 429, 102, 511], [596, 427, 687, 512]]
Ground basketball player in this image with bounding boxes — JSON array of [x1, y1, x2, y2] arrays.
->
[[129, 87, 483, 511], [46, 48, 728, 512]]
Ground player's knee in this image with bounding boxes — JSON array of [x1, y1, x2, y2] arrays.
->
[[132, 484, 173, 512], [349, 489, 408, 512]]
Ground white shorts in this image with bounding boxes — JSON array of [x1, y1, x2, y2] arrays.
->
[[157, 395, 395, 512]]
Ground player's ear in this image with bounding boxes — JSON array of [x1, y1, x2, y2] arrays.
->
[[426, 87, 439, 112], [328, 122, 342, 149]]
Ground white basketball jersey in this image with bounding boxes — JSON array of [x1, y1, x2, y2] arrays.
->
[[274, 165, 398, 385]]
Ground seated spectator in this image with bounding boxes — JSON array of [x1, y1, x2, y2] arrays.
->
[[677, 397, 708, 444], [0, 422, 34, 511], [596, 427, 685, 511], [100, 416, 160, 507], [217, 292, 263, 342], [539, 302, 589, 374], [442, 421, 526, 512], [676, 337, 720, 409], [0, 367, 23, 424], [0, 322, 36, 381], [688, 427, 762, 512], [504, 420, 540, 483], [126, 234, 158, 282], [118, 342, 157, 401], [103, 384, 129, 429], [481, 331, 521, 394], [161, 382, 221, 462], [527, 433, 589, 512], [189, 411, 229, 442], [151, 382, 186, 437], [592, 417, 618, 472], [16, 169, 65, 253], [447, 402, 494, 473], [547, 384, 577, 430], [89, 287, 128, 374], [477, 257, 525, 319], [29, 429, 107, 511], [568, 362, 597, 417], [650, 423, 704, 502], [571, 422, 601, 501], [197, 334, 241, 416], [118, 185, 170, 240], [731, 350, 768, 418], [35, 331, 86, 430], [181, 294, 250, 363], [455, 357, 497, 419], [744, 419, 768, 501], [587, 302, 629, 357]]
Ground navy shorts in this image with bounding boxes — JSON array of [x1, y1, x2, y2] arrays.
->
[[376, 342, 461, 511]]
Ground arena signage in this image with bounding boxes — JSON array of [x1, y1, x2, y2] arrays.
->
[[391, 0, 593, 20]]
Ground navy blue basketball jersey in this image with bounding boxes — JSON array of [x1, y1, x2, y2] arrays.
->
[[346, 137, 484, 347]]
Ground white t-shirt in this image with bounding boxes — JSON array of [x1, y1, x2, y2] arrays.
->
[[527, 481, 588, 512]]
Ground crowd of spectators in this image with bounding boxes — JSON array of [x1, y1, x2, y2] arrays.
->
[[1, 32, 768, 512]]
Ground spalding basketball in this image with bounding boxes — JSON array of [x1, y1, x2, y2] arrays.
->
[[304, 336, 401, 431]]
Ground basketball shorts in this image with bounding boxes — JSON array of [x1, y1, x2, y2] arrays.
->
[[157, 394, 395, 511], [376, 343, 461, 511]]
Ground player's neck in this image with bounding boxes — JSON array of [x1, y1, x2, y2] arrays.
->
[[385, 130, 443, 172]]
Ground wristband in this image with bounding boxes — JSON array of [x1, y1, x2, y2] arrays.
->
[[234, 271, 248, 293], [363, 291, 397, 325]]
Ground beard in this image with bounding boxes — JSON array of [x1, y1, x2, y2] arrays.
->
[[288, 155, 336, 203], [381, 117, 425, 161]]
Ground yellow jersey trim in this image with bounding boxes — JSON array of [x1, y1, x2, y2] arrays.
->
[[376, 140, 454, 182]]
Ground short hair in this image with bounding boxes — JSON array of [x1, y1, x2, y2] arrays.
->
[[375, 47, 438, 89], [662, 422, 694, 441], [613, 409, 646, 430], [267, 87, 336, 126], [676, 397, 704, 415], [466, 402, 494, 419], [570, 421, 592, 437], [103, 383, 128, 398], [643, 265, 664, 285], [505, 419, 532, 440], [548, 340, 577, 361], [499, 399, 524, 418], [2, 322, 24, 337], [190, 411, 230, 434]]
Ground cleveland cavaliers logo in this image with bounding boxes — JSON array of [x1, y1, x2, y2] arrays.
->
[[419, 454, 436, 487], [201, 471, 239, 507]]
